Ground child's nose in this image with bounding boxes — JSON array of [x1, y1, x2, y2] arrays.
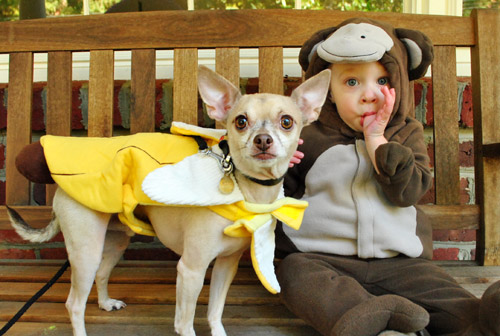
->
[[362, 86, 383, 103], [362, 91, 377, 103]]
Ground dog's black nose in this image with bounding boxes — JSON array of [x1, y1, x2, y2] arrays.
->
[[254, 134, 273, 151]]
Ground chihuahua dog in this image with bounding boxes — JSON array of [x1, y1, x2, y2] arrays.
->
[[8, 65, 330, 336]]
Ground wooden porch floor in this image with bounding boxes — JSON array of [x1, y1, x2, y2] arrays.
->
[[0, 259, 499, 336]]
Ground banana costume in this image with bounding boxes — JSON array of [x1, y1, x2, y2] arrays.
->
[[40, 122, 307, 293]]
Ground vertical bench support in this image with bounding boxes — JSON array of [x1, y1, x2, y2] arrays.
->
[[88, 50, 114, 137], [432, 46, 460, 205], [215, 48, 240, 129], [6, 52, 33, 205], [173, 48, 198, 125], [471, 9, 500, 265], [259, 47, 283, 94], [131, 49, 156, 134], [45, 51, 73, 204]]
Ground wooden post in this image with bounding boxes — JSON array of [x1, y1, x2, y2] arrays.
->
[[131, 49, 156, 134], [432, 46, 460, 205], [173, 48, 198, 125], [5, 53, 33, 205], [215, 48, 240, 129], [88, 50, 114, 137], [45, 51, 72, 204], [258, 47, 283, 94], [471, 9, 500, 266]]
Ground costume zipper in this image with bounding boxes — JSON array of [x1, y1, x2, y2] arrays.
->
[[353, 139, 376, 258]]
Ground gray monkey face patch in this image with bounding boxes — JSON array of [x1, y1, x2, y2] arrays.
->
[[317, 23, 394, 63]]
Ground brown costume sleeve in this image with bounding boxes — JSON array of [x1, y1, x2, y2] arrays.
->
[[374, 118, 431, 207]]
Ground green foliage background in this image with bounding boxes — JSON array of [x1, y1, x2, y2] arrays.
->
[[0, 0, 19, 19], [1, 0, 499, 20], [195, 0, 401, 10], [1, 0, 401, 20], [1, 0, 120, 20], [463, 0, 499, 16]]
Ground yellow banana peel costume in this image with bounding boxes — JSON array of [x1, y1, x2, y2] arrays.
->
[[40, 122, 308, 294]]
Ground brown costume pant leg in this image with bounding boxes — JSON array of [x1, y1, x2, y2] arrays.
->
[[277, 253, 481, 336], [277, 253, 374, 335], [277, 253, 430, 336], [363, 257, 480, 336]]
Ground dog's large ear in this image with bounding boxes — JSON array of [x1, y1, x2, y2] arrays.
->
[[291, 69, 331, 125], [198, 65, 242, 122]]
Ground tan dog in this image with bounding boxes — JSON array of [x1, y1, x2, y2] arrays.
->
[[8, 66, 330, 336]]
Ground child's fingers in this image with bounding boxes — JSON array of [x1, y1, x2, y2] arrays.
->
[[289, 150, 304, 167], [363, 87, 395, 136], [387, 87, 396, 107], [381, 86, 395, 106], [377, 87, 395, 124]]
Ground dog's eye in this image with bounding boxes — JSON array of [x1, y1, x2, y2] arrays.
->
[[234, 115, 248, 130], [280, 115, 294, 130]]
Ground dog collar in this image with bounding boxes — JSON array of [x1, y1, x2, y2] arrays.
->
[[242, 174, 285, 186]]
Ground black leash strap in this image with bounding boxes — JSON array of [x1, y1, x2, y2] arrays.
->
[[0, 260, 70, 335], [193, 136, 209, 151]]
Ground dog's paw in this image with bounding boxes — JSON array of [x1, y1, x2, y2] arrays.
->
[[174, 326, 196, 336], [99, 298, 127, 311], [209, 321, 227, 336]]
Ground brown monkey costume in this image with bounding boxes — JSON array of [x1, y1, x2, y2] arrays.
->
[[276, 18, 500, 336]]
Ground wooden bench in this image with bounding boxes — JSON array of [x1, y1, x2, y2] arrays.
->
[[0, 8, 500, 335]]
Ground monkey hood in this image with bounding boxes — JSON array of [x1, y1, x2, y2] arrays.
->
[[299, 17, 433, 137]]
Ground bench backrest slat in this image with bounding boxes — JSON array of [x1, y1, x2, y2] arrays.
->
[[173, 48, 198, 125], [214, 47, 240, 129], [259, 47, 284, 95], [46, 51, 72, 136], [5, 52, 33, 205], [432, 45, 460, 206], [215, 48, 240, 88], [45, 51, 73, 204], [131, 49, 156, 134], [88, 50, 114, 137]]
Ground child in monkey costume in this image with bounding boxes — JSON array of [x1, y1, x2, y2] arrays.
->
[[276, 18, 500, 336]]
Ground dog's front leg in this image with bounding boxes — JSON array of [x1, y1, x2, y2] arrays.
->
[[207, 251, 244, 336], [175, 256, 210, 336]]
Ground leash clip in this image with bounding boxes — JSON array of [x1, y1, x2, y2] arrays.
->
[[201, 148, 233, 175], [222, 154, 233, 174]]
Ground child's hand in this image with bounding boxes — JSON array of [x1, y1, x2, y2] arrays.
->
[[289, 139, 304, 167], [363, 86, 395, 174], [362, 86, 396, 138]]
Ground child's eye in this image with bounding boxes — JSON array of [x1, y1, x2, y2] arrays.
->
[[378, 77, 389, 86], [346, 78, 358, 86]]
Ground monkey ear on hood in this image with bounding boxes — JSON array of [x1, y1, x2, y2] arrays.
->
[[395, 28, 434, 80], [298, 26, 338, 73]]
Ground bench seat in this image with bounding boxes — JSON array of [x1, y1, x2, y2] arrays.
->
[[1, 259, 499, 335]]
